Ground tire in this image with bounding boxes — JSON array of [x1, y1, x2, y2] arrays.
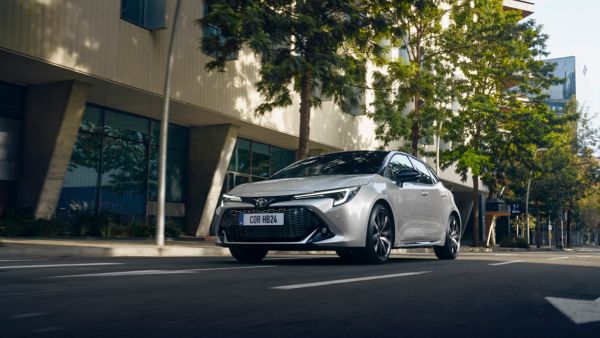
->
[[434, 214, 460, 260], [336, 249, 360, 262], [359, 204, 393, 264], [229, 246, 268, 263]]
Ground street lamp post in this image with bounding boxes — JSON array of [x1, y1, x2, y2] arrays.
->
[[525, 148, 547, 246]]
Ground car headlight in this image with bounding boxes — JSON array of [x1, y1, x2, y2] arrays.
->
[[293, 186, 361, 207], [221, 194, 242, 207]]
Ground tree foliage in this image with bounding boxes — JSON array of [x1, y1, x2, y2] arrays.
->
[[199, 0, 380, 159], [369, 0, 458, 156], [441, 0, 557, 246]]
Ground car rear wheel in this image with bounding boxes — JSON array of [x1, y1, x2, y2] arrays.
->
[[359, 204, 393, 264], [434, 214, 460, 260], [229, 246, 268, 263]]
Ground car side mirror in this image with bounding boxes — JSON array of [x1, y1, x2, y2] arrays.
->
[[396, 169, 421, 187]]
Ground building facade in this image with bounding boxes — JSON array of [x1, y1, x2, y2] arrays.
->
[[0, 0, 534, 237], [542, 56, 577, 114]]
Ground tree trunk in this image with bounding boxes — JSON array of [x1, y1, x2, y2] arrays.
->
[[296, 72, 313, 161], [472, 175, 480, 246], [566, 207, 572, 247]]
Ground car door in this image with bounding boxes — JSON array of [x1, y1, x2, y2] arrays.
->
[[384, 154, 427, 243], [408, 157, 443, 240]]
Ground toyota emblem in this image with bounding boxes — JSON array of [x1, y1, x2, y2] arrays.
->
[[255, 198, 268, 208]]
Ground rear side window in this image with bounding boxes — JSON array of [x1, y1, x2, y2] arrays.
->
[[409, 157, 434, 185], [385, 154, 414, 181]]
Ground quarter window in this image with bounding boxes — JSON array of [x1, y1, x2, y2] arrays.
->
[[409, 158, 434, 185]]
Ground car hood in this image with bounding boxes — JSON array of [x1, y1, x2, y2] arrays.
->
[[229, 175, 375, 197]]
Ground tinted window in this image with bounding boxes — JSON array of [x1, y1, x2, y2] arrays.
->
[[409, 158, 434, 185], [121, 0, 166, 30], [385, 154, 414, 181], [271, 151, 388, 179]]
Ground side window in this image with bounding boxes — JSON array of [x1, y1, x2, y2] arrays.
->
[[121, 0, 166, 30], [202, 0, 238, 60], [385, 154, 414, 181], [409, 158, 434, 185]]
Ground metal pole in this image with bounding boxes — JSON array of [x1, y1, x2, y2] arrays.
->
[[436, 120, 443, 175], [525, 170, 532, 245], [157, 0, 182, 247]]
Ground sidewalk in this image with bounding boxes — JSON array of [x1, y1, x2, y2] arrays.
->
[[0, 237, 574, 258], [0, 237, 230, 258]]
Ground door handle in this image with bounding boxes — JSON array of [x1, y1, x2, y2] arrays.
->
[[441, 193, 448, 198], [421, 191, 429, 197]]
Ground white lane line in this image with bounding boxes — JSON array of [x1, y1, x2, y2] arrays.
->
[[49, 265, 275, 278], [11, 312, 47, 319], [271, 271, 430, 290], [489, 261, 523, 266], [0, 263, 123, 270], [549, 256, 570, 260]]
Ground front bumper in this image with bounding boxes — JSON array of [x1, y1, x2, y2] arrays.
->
[[213, 194, 372, 249]]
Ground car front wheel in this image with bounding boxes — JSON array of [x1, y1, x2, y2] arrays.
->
[[434, 214, 460, 260], [359, 204, 393, 264], [229, 246, 268, 263]]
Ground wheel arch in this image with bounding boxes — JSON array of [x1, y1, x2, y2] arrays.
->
[[373, 199, 396, 246]]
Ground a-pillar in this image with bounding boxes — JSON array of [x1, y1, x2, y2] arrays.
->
[[185, 124, 238, 236], [18, 80, 89, 219]]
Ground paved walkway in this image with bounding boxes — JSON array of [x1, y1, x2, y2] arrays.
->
[[0, 237, 590, 258], [0, 237, 229, 257]]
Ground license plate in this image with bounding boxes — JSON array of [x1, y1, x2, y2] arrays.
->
[[239, 213, 284, 226]]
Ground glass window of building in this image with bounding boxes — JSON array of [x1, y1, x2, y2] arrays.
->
[[58, 105, 188, 219], [201, 0, 238, 60], [121, 0, 166, 30], [223, 138, 295, 192], [0, 81, 25, 213]]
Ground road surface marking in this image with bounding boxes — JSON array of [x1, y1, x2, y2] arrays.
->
[[49, 265, 274, 278], [546, 296, 600, 324], [575, 255, 593, 258], [11, 312, 47, 319], [0, 263, 123, 270], [549, 256, 570, 260], [489, 261, 523, 266], [271, 271, 430, 290]]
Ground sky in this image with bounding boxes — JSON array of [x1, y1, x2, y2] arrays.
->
[[531, 0, 600, 128]]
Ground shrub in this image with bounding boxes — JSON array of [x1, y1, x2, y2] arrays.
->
[[500, 237, 530, 248]]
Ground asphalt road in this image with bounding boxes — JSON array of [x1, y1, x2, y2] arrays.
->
[[1, 250, 600, 338]]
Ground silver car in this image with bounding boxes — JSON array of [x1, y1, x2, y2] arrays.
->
[[213, 151, 461, 263]]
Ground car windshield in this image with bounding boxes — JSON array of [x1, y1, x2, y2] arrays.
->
[[270, 151, 388, 179]]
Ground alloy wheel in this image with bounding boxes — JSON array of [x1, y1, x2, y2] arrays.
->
[[371, 206, 392, 260]]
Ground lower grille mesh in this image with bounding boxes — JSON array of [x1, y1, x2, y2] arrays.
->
[[220, 207, 324, 242]]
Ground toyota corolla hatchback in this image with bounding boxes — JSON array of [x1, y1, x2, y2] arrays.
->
[[213, 150, 461, 264]]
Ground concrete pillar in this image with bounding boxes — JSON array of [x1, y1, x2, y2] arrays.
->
[[185, 124, 238, 236], [18, 80, 89, 219]]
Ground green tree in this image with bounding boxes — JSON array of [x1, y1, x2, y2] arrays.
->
[[442, 0, 556, 246], [524, 99, 599, 246], [370, 0, 458, 156], [199, 0, 379, 160]]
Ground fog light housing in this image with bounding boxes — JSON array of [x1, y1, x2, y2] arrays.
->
[[308, 226, 335, 243]]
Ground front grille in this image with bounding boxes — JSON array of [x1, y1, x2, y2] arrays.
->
[[220, 207, 325, 242]]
